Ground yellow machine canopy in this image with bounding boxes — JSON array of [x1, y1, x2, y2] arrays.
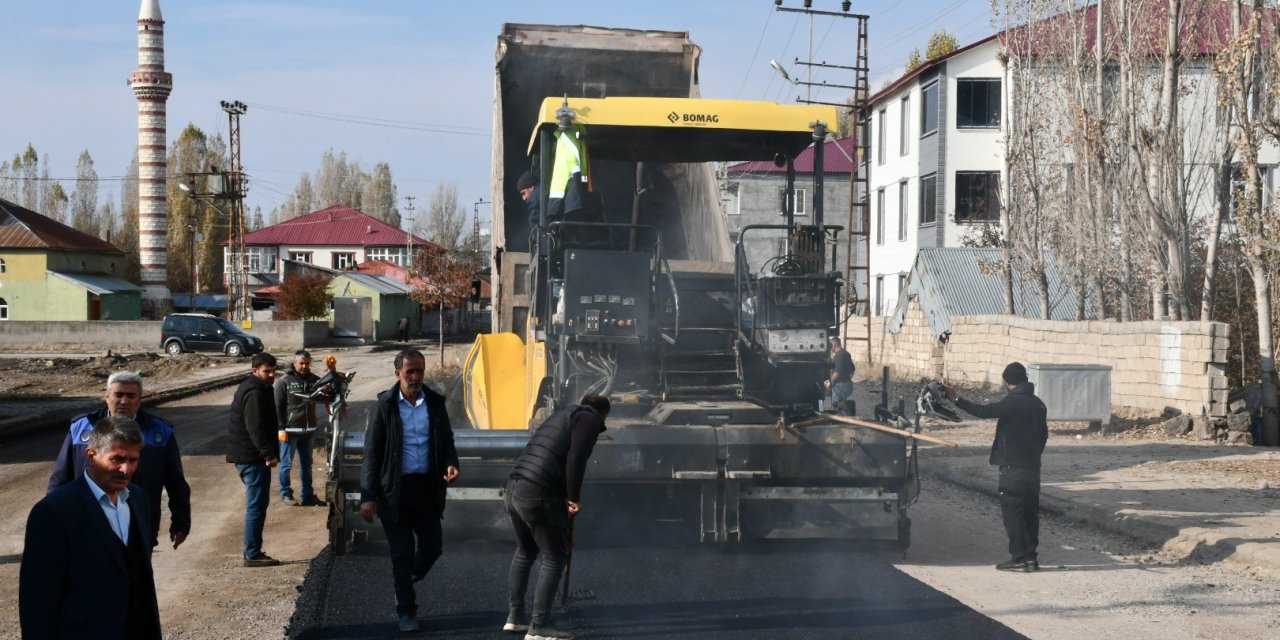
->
[[526, 97, 840, 163]]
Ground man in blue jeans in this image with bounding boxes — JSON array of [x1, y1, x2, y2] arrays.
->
[[504, 394, 609, 640], [226, 352, 281, 567], [275, 350, 323, 507]]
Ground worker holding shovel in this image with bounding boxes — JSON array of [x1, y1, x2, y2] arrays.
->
[[503, 395, 609, 640]]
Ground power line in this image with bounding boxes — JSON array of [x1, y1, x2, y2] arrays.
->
[[246, 102, 489, 137], [735, 4, 775, 99]]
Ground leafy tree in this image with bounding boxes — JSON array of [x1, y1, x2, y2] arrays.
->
[[71, 150, 98, 234], [925, 29, 958, 60], [274, 271, 334, 320], [118, 153, 142, 283], [18, 144, 39, 210], [42, 182, 69, 224], [168, 124, 229, 295], [905, 48, 922, 72], [409, 248, 474, 366]]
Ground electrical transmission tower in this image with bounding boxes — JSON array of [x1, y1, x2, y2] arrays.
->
[[221, 99, 250, 322]]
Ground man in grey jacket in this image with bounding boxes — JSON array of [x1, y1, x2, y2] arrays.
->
[[275, 350, 322, 507]]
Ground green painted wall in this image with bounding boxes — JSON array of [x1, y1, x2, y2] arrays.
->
[[328, 275, 419, 339], [0, 249, 139, 320]]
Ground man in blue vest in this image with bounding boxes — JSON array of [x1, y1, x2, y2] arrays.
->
[[503, 395, 609, 640], [48, 370, 192, 549]]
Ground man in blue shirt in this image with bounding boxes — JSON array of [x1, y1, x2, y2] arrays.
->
[[48, 370, 192, 549], [361, 349, 460, 633]]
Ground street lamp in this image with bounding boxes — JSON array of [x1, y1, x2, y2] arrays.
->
[[770, 59, 792, 82], [188, 223, 196, 300]]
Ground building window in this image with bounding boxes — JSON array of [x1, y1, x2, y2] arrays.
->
[[109, 262, 116, 275], [876, 188, 886, 245], [0, 258, 5, 273], [514, 264, 530, 296], [877, 109, 886, 165], [898, 180, 909, 242], [0, 297, 7, 320], [957, 78, 1001, 128], [227, 247, 277, 273], [289, 251, 313, 263], [898, 273, 908, 294], [920, 173, 937, 225], [874, 276, 884, 316], [921, 81, 939, 136], [332, 252, 357, 270], [955, 171, 1001, 222], [368, 247, 409, 266], [899, 96, 910, 156], [780, 188, 807, 216]]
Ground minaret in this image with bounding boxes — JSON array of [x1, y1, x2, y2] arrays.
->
[[130, 0, 172, 307]]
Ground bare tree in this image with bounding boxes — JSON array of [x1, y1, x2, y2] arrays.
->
[[425, 182, 465, 250], [71, 150, 99, 234], [362, 162, 400, 227], [409, 248, 474, 367], [1216, 0, 1278, 444]]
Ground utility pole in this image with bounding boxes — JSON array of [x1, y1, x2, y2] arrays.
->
[[404, 195, 416, 268], [221, 99, 249, 323], [773, 1, 871, 359]]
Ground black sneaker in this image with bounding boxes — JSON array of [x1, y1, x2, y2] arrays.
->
[[398, 613, 420, 632], [995, 558, 1032, 572], [525, 626, 573, 640], [300, 496, 326, 507], [243, 552, 280, 567], [281, 495, 298, 506]]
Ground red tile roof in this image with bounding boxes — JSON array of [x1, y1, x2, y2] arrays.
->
[[243, 205, 439, 250], [726, 137, 856, 175], [0, 197, 123, 253]]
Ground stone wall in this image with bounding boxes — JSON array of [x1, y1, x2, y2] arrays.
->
[[843, 311, 1231, 417], [0, 320, 331, 353], [945, 316, 1230, 417]]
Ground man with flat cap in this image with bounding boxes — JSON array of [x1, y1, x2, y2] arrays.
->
[[942, 362, 1048, 572]]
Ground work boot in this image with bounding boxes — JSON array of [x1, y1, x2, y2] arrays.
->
[[299, 495, 326, 507], [397, 613, 420, 632], [524, 626, 573, 640], [995, 557, 1032, 572]]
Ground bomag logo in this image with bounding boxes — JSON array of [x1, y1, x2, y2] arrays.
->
[[668, 111, 720, 125]]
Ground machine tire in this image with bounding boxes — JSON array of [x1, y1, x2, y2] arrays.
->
[[165, 341, 183, 356], [327, 483, 348, 556]]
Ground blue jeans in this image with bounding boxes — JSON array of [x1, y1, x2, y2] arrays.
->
[[237, 463, 271, 558], [279, 432, 315, 500]]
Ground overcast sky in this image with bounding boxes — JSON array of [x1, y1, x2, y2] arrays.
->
[[3, 0, 995, 225]]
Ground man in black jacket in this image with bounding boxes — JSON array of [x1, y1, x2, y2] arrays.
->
[[361, 349, 459, 633], [944, 362, 1048, 572], [226, 352, 281, 568], [503, 395, 609, 640]]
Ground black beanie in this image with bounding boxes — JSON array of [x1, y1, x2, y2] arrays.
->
[[516, 171, 537, 191], [1002, 362, 1028, 385]]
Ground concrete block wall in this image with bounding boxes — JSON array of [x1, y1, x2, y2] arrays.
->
[[846, 298, 944, 381], [944, 316, 1231, 417], [0, 320, 331, 353]]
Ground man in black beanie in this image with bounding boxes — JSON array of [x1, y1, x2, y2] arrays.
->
[[942, 362, 1048, 572], [518, 170, 540, 228]]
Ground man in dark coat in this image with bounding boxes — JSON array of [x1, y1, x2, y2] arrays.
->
[[504, 394, 609, 640], [361, 349, 460, 633], [48, 370, 192, 549], [944, 362, 1049, 572], [21, 416, 162, 639], [227, 352, 281, 567]]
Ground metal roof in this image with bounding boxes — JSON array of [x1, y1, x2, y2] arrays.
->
[[888, 248, 1091, 337], [0, 198, 124, 253], [334, 272, 413, 296], [48, 271, 145, 295], [726, 137, 855, 175], [242, 205, 437, 249]]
